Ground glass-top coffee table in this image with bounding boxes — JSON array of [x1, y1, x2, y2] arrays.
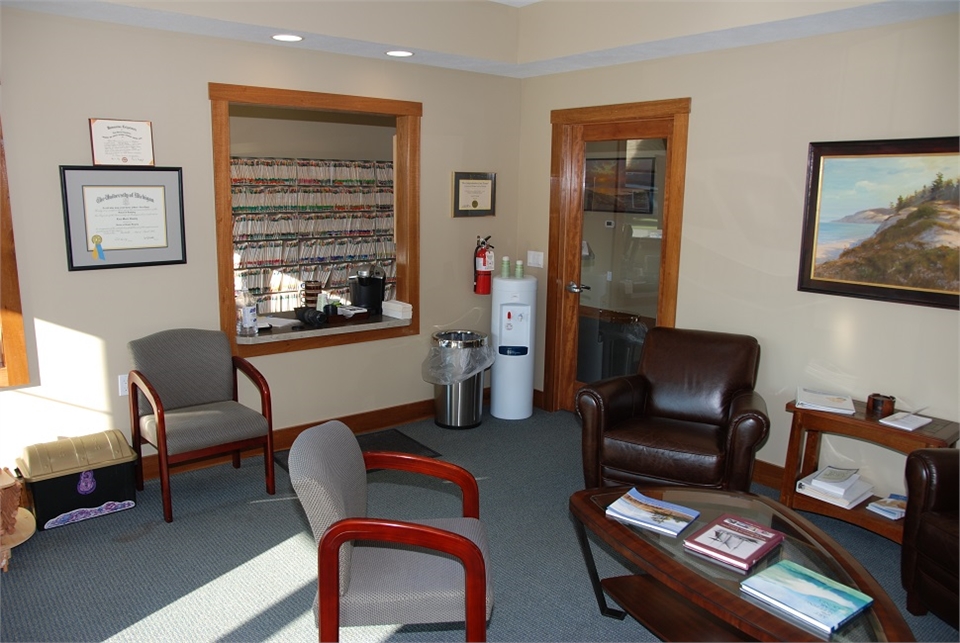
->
[[569, 486, 914, 642]]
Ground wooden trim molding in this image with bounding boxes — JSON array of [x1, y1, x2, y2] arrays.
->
[[208, 83, 422, 357], [0, 114, 29, 387]]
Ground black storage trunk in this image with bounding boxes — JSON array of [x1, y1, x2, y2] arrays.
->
[[16, 430, 137, 530]]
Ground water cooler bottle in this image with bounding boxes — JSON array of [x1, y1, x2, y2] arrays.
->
[[490, 275, 537, 419]]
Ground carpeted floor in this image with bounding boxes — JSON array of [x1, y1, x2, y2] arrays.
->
[[273, 428, 440, 472], [1, 409, 956, 642]]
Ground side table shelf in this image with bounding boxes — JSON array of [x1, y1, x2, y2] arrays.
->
[[779, 399, 959, 544]]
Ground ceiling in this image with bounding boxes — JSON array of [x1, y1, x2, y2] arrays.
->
[[6, 1, 957, 79]]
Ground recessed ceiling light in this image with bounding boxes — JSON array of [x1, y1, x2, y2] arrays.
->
[[386, 50, 414, 58], [272, 34, 303, 42]]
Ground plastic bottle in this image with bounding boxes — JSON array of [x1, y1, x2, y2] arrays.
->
[[515, 259, 524, 279], [501, 255, 510, 278], [236, 288, 258, 337]]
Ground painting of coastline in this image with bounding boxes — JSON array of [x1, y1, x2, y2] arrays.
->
[[799, 138, 959, 309]]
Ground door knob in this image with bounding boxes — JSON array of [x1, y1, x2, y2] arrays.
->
[[566, 281, 591, 293]]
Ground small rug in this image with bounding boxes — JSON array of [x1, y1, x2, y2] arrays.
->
[[274, 428, 440, 471]]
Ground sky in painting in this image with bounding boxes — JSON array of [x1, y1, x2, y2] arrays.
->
[[818, 153, 959, 222]]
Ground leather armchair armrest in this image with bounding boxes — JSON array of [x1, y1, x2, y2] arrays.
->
[[902, 448, 959, 595], [576, 374, 649, 488], [906, 448, 959, 515], [722, 390, 770, 492]]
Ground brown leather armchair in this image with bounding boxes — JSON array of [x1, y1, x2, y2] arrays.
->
[[902, 448, 959, 629], [576, 326, 769, 492]]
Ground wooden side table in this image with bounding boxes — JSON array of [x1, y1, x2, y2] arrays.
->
[[779, 399, 959, 543]]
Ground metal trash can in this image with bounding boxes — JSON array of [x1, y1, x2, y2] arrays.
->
[[429, 330, 490, 429]]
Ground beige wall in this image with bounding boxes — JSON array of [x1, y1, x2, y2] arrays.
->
[[0, 8, 521, 462], [519, 15, 959, 495], [2, 8, 957, 497]]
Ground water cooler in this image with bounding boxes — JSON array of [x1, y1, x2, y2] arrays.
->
[[490, 275, 537, 419]]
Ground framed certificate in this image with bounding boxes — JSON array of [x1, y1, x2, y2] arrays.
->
[[89, 118, 155, 166], [60, 165, 186, 270], [453, 172, 496, 217]]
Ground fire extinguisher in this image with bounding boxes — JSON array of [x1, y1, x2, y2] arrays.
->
[[474, 235, 494, 295]]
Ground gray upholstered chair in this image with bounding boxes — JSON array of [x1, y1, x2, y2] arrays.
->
[[289, 421, 493, 642], [127, 328, 274, 522]]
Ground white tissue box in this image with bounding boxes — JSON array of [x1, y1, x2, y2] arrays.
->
[[382, 300, 413, 319]]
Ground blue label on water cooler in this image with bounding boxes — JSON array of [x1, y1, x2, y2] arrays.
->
[[499, 346, 528, 356]]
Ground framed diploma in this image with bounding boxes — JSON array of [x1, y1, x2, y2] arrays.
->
[[89, 118, 155, 166], [453, 172, 496, 217], [59, 166, 186, 271]]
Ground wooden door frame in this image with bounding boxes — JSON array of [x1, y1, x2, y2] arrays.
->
[[543, 99, 691, 412]]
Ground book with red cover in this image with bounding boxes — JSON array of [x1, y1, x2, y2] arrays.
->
[[683, 514, 785, 571]]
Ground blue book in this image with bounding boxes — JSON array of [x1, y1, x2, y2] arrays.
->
[[605, 488, 700, 537], [740, 560, 873, 634]]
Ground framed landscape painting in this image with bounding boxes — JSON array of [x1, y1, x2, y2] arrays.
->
[[798, 137, 959, 310]]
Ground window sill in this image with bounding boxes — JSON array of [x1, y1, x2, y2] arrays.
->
[[234, 311, 415, 357]]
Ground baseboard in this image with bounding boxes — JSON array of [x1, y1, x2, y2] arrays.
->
[[752, 459, 785, 490], [138, 388, 785, 491]]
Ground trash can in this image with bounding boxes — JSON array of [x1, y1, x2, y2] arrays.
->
[[422, 330, 494, 429]]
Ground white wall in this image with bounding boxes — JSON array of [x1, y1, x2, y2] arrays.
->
[[0, 8, 521, 463], [518, 15, 959, 495], [2, 8, 957, 498]]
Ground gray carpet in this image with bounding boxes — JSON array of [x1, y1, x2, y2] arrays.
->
[[1, 409, 956, 642]]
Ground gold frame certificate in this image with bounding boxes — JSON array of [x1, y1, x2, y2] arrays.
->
[[453, 172, 496, 217], [89, 118, 155, 166]]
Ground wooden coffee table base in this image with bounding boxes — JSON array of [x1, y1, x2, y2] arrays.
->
[[602, 575, 750, 642]]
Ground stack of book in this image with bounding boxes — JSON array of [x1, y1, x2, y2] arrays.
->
[[682, 514, 784, 573], [605, 488, 700, 537], [740, 560, 873, 635], [796, 466, 874, 509], [866, 494, 907, 520]]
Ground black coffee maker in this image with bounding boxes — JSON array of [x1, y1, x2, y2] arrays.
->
[[348, 263, 385, 314]]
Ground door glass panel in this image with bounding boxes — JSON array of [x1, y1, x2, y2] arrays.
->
[[576, 138, 666, 383]]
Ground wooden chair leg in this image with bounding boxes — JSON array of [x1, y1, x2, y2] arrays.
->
[[159, 462, 173, 523], [232, 452, 241, 468], [264, 443, 276, 495]]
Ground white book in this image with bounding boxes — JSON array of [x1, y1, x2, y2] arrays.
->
[[795, 387, 855, 415], [796, 471, 874, 509], [810, 466, 860, 496], [879, 411, 932, 431]]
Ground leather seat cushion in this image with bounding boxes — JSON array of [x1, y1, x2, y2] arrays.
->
[[601, 417, 725, 487]]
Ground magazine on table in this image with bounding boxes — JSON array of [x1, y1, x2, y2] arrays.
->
[[740, 560, 873, 635], [795, 387, 855, 415], [866, 494, 907, 520], [879, 411, 932, 431], [605, 488, 700, 537], [683, 514, 785, 571]]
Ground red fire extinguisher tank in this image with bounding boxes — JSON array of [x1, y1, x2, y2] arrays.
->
[[474, 236, 493, 295]]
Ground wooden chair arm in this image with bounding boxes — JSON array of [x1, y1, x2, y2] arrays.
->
[[232, 356, 272, 425], [127, 369, 168, 454], [318, 517, 487, 643], [363, 451, 480, 519]]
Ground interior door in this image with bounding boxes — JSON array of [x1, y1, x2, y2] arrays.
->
[[544, 99, 690, 412]]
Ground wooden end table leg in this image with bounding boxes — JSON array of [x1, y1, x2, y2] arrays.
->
[[572, 514, 626, 620]]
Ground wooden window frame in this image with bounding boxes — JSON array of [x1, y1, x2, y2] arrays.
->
[[209, 83, 421, 357]]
